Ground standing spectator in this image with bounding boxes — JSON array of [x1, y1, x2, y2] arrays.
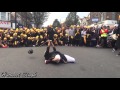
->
[[116, 17, 120, 56], [65, 27, 69, 35], [0, 37, 2, 47], [81, 28, 87, 46], [86, 28, 91, 47], [47, 25, 55, 41], [109, 25, 118, 52], [91, 29, 98, 47], [100, 26, 108, 48], [69, 26, 75, 37], [74, 28, 81, 46], [69, 26, 75, 45]]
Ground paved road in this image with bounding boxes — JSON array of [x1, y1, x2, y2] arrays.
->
[[0, 46, 120, 78]]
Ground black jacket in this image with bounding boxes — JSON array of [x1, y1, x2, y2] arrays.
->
[[113, 28, 118, 34], [117, 21, 120, 34], [44, 47, 67, 63], [75, 32, 81, 40], [47, 27, 55, 40]]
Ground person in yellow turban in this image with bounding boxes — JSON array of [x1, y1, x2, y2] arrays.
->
[[27, 37, 32, 47], [74, 29, 81, 46], [58, 33, 64, 46], [63, 34, 69, 46], [31, 37, 36, 47], [2, 37, 8, 48]]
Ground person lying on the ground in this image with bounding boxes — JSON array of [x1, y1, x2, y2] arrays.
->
[[44, 40, 75, 64]]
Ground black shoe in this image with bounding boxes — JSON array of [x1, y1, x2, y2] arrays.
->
[[116, 52, 120, 56], [112, 48, 116, 52], [118, 52, 120, 55]]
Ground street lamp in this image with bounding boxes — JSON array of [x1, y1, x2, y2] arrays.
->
[[75, 12, 77, 25], [107, 16, 109, 20], [26, 12, 28, 27], [15, 12, 17, 29], [100, 12, 104, 21]]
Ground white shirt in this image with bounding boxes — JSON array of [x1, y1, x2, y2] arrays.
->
[[81, 30, 86, 37], [69, 29, 75, 36], [65, 29, 69, 35]]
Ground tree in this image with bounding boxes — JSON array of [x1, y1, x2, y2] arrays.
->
[[65, 12, 79, 26], [77, 20, 80, 25], [18, 12, 33, 27], [32, 12, 49, 28], [52, 19, 61, 28]]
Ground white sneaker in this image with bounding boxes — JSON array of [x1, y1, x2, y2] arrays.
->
[[112, 48, 115, 52], [116, 53, 120, 56], [96, 45, 100, 48]]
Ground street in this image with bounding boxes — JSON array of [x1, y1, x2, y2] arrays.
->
[[0, 46, 120, 78]]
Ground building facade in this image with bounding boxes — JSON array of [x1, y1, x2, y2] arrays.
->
[[0, 12, 11, 21], [10, 12, 33, 28], [0, 12, 11, 28], [79, 13, 90, 26], [80, 17, 89, 26], [10, 12, 23, 29], [90, 12, 101, 24], [90, 12, 120, 24]]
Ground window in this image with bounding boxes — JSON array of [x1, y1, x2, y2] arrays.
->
[[1, 12, 6, 20], [112, 12, 115, 20]]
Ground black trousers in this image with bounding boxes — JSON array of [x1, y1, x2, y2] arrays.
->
[[68, 39, 73, 46], [86, 40, 91, 47], [74, 39, 81, 46], [111, 40, 118, 50], [116, 37, 120, 48], [91, 40, 97, 47], [44, 46, 56, 60], [100, 37, 107, 48]]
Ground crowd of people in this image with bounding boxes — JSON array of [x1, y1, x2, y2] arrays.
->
[[0, 22, 120, 55]]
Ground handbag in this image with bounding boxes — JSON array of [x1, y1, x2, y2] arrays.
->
[[111, 34, 118, 40]]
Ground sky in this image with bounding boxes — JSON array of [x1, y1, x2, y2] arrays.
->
[[43, 12, 90, 27]]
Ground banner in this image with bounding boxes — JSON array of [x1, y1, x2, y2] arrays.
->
[[92, 18, 99, 22], [0, 21, 11, 28]]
